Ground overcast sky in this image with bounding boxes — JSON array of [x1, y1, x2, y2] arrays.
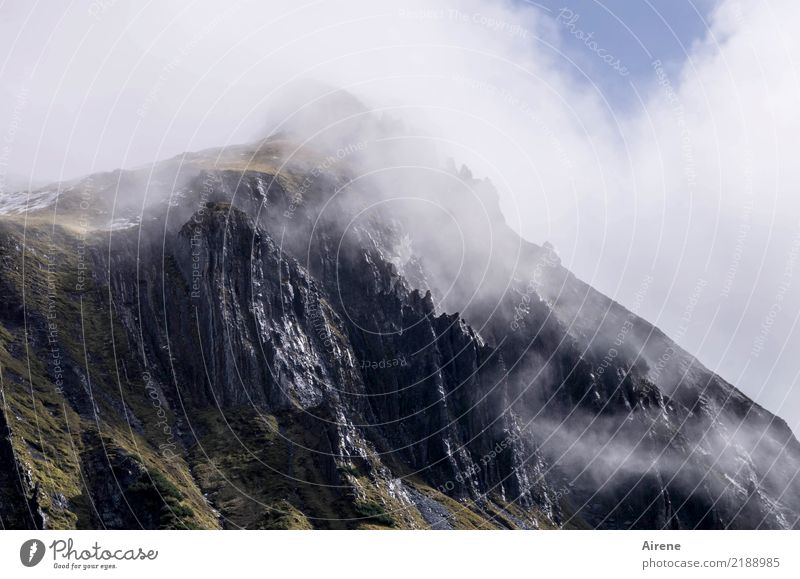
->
[[1, 0, 799, 429]]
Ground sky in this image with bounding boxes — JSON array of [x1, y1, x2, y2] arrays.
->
[[1, 0, 800, 429], [526, 0, 718, 103]]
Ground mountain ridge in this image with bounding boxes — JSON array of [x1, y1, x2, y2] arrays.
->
[[0, 135, 798, 529]]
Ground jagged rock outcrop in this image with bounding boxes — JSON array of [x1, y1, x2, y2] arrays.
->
[[0, 134, 798, 529]]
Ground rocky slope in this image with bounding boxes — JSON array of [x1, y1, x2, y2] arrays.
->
[[0, 131, 798, 530]]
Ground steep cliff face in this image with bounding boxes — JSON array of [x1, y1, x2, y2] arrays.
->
[[0, 136, 798, 529]]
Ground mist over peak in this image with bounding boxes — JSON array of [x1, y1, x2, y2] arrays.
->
[[1, 0, 799, 539]]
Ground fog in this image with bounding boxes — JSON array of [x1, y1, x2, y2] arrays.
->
[[1, 0, 799, 429]]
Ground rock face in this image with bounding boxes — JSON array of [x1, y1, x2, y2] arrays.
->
[[0, 135, 798, 530]]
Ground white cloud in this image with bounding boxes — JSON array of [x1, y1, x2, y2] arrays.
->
[[1, 0, 799, 425]]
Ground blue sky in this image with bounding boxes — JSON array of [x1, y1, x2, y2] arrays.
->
[[525, 0, 718, 107]]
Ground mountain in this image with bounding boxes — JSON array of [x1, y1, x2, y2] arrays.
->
[[1, 126, 799, 530]]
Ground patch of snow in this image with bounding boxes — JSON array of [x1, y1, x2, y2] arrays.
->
[[0, 189, 60, 215], [106, 216, 141, 230]]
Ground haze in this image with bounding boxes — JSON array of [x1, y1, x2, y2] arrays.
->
[[1, 0, 799, 429]]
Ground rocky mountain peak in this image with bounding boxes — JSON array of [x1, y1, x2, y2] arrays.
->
[[0, 134, 798, 529]]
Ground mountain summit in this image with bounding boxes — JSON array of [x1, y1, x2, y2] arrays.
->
[[1, 131, 798, 530]]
